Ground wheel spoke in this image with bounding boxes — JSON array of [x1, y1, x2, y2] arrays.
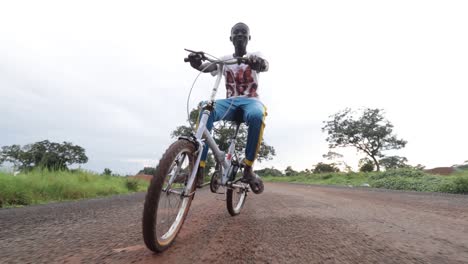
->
[[143, 140, 197, 252], [155, 148, 194, 243]]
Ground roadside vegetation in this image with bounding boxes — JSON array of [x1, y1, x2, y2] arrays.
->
[[0, 140, 149, 208], [260, 107, 468, 195], [262, 168, 468, 194], [0, 169, 148, 208]]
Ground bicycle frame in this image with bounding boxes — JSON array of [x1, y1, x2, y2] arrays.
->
[[142, 53, 252, 253], [183, 62, 241, 194]]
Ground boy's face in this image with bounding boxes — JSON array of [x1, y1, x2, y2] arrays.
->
[[230, 24, 250, 50]]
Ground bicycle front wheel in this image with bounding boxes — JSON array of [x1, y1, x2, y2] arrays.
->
[[226, 183, 248, 216], [142, 140, 196, 252]]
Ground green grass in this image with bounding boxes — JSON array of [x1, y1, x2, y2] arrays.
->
[[0, 169, 148, 208], [263, 172, 369, 186], [263, 169, 468, 194]]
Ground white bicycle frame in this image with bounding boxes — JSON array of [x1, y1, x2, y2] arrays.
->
[[183, 60, 244, 195]]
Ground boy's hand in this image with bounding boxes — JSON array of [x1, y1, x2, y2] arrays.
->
[[188, 53, 203, 68], [248, 55, 267, 71]]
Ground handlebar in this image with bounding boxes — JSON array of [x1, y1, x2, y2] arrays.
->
[[183, 49, 246, 111], [183, 48, 250, 65]]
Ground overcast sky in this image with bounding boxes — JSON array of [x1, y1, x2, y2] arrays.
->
[[1, 1, 467, 175]]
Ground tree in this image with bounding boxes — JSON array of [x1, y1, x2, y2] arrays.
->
[[103, 168, 112, 175], [322, 108, 407, 171], [379, 156, 408, 170], [322, 151, 353, 172], [359, 158, 375, 172], [313, 162, 340, 174], [0, 140, 88, 171], [138, 167, 157, 175], [0, 144, 22, 169], [255, 167, 284, 177], [412, 164, 426, 170], [171, 107, 276, 172], [322, 151, 343, 160], [284, 166, 298, 176]]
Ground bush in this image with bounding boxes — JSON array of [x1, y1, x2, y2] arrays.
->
[[360, 162, 375, 172], [126, 178, 140, 191], [263, 168, 468, 195], [320, 173, 333, 180], [0, 175, 33, 207], [12, 191, 33, 206], [369, 168, 428, 180], [451, 175, 468, 194], [370, 175, 444, 192]]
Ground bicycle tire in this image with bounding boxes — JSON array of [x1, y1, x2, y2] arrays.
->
[[142, 140, 196, 252], [210, 163, 222, 193], [226, 184, 247, 216]]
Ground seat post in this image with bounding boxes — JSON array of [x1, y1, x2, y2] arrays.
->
[[233, 122, 242, 140]]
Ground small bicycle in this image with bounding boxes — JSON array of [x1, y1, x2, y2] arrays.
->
[[142, 49, 257, 252]]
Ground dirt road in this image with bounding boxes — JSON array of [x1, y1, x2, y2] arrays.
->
[[1, 183, 468, 263]]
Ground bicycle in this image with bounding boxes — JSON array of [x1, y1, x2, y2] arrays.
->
[[142, 49, 260, 252]]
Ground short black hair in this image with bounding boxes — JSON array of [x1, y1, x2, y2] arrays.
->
[[231, 22, 250, 33]]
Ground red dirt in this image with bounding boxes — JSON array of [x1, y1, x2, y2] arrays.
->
[[424, 167, 456, 175], [132, 174, 153, 182], [1, 183, 468, 263]]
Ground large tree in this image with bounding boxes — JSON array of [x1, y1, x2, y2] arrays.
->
[[254, 167, 283, 177], [322, 151, 353, 172], [312, 162, 340, 174], [322, 108, 407, 171], [379, 156, 408, 170], [284, 166, 298, 176], [171, 107, 276, 172], [0, 140, 88, 171]]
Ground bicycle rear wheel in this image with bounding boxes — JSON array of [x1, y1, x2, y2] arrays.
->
[[226, 183, 248, 216], [142, 140, 196, 252]]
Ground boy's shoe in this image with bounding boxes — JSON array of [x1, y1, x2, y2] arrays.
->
[[241, 166, 264, 194]]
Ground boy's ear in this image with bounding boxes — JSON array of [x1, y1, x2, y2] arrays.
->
[[230, 36, 233, 42], [249, 35, 251, 40]]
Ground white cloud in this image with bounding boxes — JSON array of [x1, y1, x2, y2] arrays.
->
[[1, 0, 467, 174]]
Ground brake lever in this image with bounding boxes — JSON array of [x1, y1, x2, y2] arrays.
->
[[184, 48, 208, 61], [184, 48, 201, 54], [184, 48, 208, 62]]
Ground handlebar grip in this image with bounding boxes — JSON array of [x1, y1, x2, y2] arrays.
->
[[184, 58, 189, 63]]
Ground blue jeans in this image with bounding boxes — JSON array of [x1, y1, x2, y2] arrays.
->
[[198, 97, 267, 168]]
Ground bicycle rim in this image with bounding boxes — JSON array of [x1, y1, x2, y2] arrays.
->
[[227, 183, 247, 216], [156, 150, 192, 245], [143, 140, 196, 252]]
